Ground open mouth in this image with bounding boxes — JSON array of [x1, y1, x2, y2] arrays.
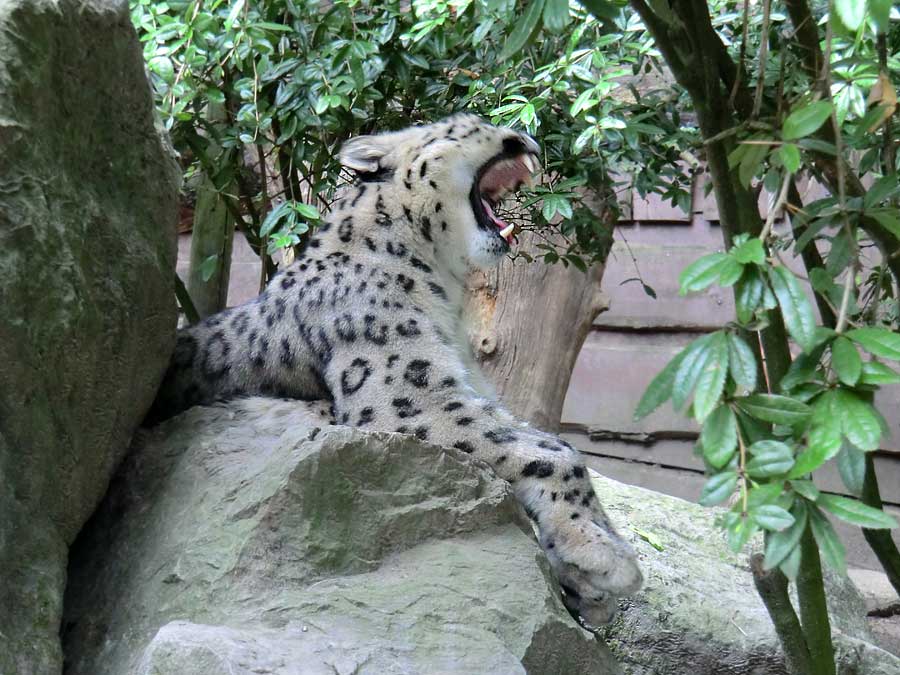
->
[[469, 151, 539, 245]]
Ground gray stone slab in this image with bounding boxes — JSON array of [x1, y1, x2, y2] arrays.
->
[[63, 399, 616, 675]]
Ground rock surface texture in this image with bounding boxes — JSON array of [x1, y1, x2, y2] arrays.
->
[[592, 473, 900, 674], [64, 398, 900, 675], [62, 399, 617, 675], [0, 0, 179, 671]]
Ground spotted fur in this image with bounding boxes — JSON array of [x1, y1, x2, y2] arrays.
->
[[149, 114, 641, 625]]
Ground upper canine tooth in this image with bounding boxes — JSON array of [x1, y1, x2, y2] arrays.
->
[[499, 224, 515, 241], [521, 155, 536, 173]]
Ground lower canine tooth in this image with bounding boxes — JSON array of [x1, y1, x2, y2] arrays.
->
[[499, 224, 515, 240]]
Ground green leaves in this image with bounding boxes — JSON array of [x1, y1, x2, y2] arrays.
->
[[870, 0, 893, 32], [260, 201, 292, 237], [831, 336, 862, 386], [789, 438, 839, 479], [225, 0, 246, 29], [261, 201, 318, 254], [860, 362, 900, 385], [809, 506, 846, 573], [635, 328, 761, 425], [746, 440, 795, 478], [768, 266, 817, 352], [818, 494, 898, 529], [634, 350, 687, 420], [735, 269, 765, 324], [731, 239, 765, 265], [764, 502, 808, 570], [700, 405, 738, 469], [679, 253, 730, 294], [199, 254, 219, 282], [672, 334, 715, 411], [680, 241, 771, 297], [754, 505, 796, 532], [727, 334, 758, 392], [577, 0, 624, 20], [692, 333, 729, 421], [542, 0, 571, 33], [833, 0, 866, 32], [148, 55, 175, 83], [833, 389, 883, 452], [700, 471, 738, 506], [837, 444, 866, 496], [847, 328, 900, 361], [806, 391, 843, 462], [498, 0, 545, 61], [782, 101, 833, 141], [652, 332, 729, 422], [735, 394, 812, 426], [779, 143, 801, 174]]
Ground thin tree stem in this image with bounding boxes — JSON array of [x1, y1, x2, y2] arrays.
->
[[861, 454, 900, 597], [751, 554, 813, 674], [796, 527, 836, 675], [759, 172, 791, 242], [174, 274, 200, 325], [835, 261, 856, 334], [786, 181, 836, 328], [752, 0, 771, 118]]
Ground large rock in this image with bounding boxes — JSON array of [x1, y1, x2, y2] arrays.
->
[[62, 399, 617, 674], [62, 396, 900, 674], [592, 474, 900, 674], [0, 0, 179, 671]]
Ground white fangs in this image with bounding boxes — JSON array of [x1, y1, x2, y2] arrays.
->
[[521, 154, 536, 173], [476, 152, 539, 245]]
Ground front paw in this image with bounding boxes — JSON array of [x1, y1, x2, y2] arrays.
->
[[540, 517, 642, 625]]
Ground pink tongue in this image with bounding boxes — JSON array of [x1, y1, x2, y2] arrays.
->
[[481, 198, 508, 229], [479, 160, 529, 197]]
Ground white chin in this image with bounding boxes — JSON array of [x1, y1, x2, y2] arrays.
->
[[468, 231, 508, 270]]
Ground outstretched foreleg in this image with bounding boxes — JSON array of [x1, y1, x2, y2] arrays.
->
[[325, 341, 641, 624]]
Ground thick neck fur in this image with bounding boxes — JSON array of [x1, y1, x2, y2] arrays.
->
[[309, 179, 467, 316]]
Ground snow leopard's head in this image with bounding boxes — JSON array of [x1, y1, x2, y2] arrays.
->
[[339, 114, 539, 276]]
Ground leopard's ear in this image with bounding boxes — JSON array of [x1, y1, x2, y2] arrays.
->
[[339, 134, 397, 173]]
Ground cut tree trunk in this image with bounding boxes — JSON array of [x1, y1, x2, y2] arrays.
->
[[464, 230, 609, 431], [187, 173, 235, 318], [187, 102, 235, 318]]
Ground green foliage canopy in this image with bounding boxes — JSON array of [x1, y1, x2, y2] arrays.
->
[[132, 0, 692, 272]]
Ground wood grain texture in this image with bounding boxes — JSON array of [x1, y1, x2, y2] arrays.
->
[[464, 230, 609, 431]]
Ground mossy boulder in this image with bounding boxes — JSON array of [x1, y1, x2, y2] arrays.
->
[[0, 0, 179, 671]]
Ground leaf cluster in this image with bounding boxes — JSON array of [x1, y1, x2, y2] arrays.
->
[[637, 228, 900, 575]]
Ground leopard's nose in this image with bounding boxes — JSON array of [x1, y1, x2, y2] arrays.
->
[[502, 133, 540, 158], [519, 132, 540, 156]]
